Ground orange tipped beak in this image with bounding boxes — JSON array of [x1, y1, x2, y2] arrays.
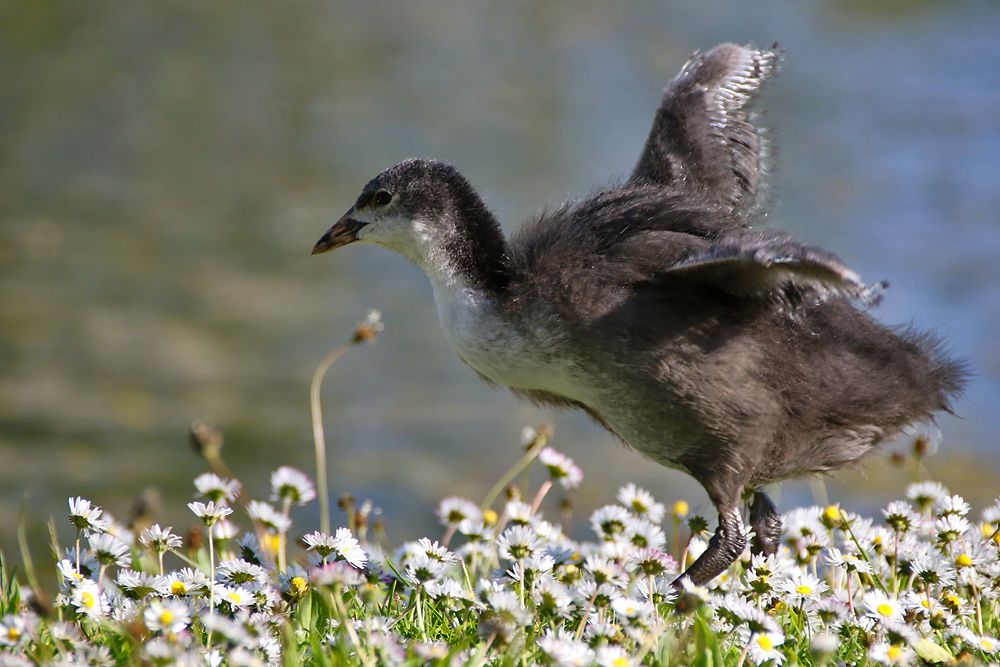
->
[[312, 210, 367, 255]]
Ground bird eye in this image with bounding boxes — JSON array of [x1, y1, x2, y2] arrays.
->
[[374, 189, 392, 207]]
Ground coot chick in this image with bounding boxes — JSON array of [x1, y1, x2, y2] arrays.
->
[[313, 43, 967, 585]]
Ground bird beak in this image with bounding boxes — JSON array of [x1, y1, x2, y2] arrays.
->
[[312, 209, 367, 255]]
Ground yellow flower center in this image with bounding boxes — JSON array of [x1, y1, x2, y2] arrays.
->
[[159, 610, 174, 625], [612, 658, 629, 667], [796, 585, 812, 595], [483, 509, 499, 526], [757, 635, 774, 651], [823, 505, 841, 523], [6, 628, 20, 641], [290, 576, 308, 595], [82, 592, 95, 609], [888, 646, 903, 661], [877, 602, 894, 617], [674, 500, 690, 517], [171, 581, 188, 596], [955, 553, 972, 568]]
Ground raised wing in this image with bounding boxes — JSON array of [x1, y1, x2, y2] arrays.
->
[[661, 229, 886, 307], [630, 43, 778, 216]]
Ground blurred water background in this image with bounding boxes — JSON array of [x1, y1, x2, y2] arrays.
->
[[2, 1, 999, 571]]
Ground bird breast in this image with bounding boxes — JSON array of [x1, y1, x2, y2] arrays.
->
[[431, 283, 591, 402]]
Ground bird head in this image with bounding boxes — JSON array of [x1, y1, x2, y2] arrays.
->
[[312, 159, 458, 264]]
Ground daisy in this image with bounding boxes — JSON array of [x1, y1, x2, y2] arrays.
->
[[780, 571, 829, 606], [596, 644, 634, 667], [906, 481, 948, 514], [628, 547, 676, 578], [70, 579, 109, 619], [413, 537, 458, 564], [217, 558, 268, 586], [164, 567, 209, 597], [245, 500, 291, 533], [635, 576, 678, 606], [318, 528, 367, 568], [826, 546, 873, 575], [868, 641, 916, 665], [935, 514, 971, 547], [68, 497, 108, 535], [193, 472, 242, 505], [863, 590, 905, 626], [187, 500, 233, 528], [311, 561, 364, 587], [435, 496, 482, 527], [810, 632, 840, 663], [537, 447, 584, 490], [811, 598, 851, 632], [617, 484, 666, 524], [740, 627, 785, 666], [537, 628, 593, 667], [270, 466, 316, 506], [483, 589, 531, 630], [403, 552, 445, 588], [497, 525, 542, 561], [139, 525, 183, 555], [143, 599, 192, 634], [88, 532, 131, 569], [213, 584, 254, 613], [585, 620, 621, 644], [623, 516, 666, 550], [235, 532, 264, 565], [117, 569, 168, 599], [504, 500, 538, 527], [532, 575, 573, 618], [212, 519, 239, 541], [934, 494, 971, 518], [590, 505, 631, 541], [882, 501, 919, 533], [457, 518, 491, 541], [0, 613, 36, 650]]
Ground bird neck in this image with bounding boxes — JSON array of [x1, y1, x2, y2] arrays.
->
[[430, 177, 513, 297]]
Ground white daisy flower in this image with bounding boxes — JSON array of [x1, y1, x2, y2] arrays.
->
[[139, 524, 182, 555], [88, 532, 131, 569], [213, 584, 254, 613], [70, 579, 109, 619], [537, 447, 584, 490], [863, 590, 905, 625], [497, 525, 542, 561], [217, 558, 268, 586], [68, 497, 108, 535], [270, 466, 316, 506], [194, 472, 242, 505], [617, 484, 666, 524], [590, 505, 631, 541], [537, 627, 593, 667], [740, 628, 785, 666], [187, 500, 233, 527], [245, 500, 291, 532], [143, 599, 192, 634], [435, 496, 482, 527]]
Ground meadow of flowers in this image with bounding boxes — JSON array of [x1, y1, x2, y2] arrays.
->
[[1, 316, 998, 666]]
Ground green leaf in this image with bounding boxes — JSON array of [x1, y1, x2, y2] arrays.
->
[[914, 638, 953, 664], [694, 614, 724, 667]]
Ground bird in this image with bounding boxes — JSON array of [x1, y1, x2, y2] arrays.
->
[[312, 43, 967, 585]]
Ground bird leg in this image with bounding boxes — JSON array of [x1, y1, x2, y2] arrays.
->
[[674, 507, 746, 586], [749, 491, 783, 557]]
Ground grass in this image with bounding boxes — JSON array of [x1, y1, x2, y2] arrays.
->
[[0, 313, 997, 666]]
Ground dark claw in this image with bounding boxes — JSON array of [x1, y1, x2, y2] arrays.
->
[[749, 491, 783, 557]]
